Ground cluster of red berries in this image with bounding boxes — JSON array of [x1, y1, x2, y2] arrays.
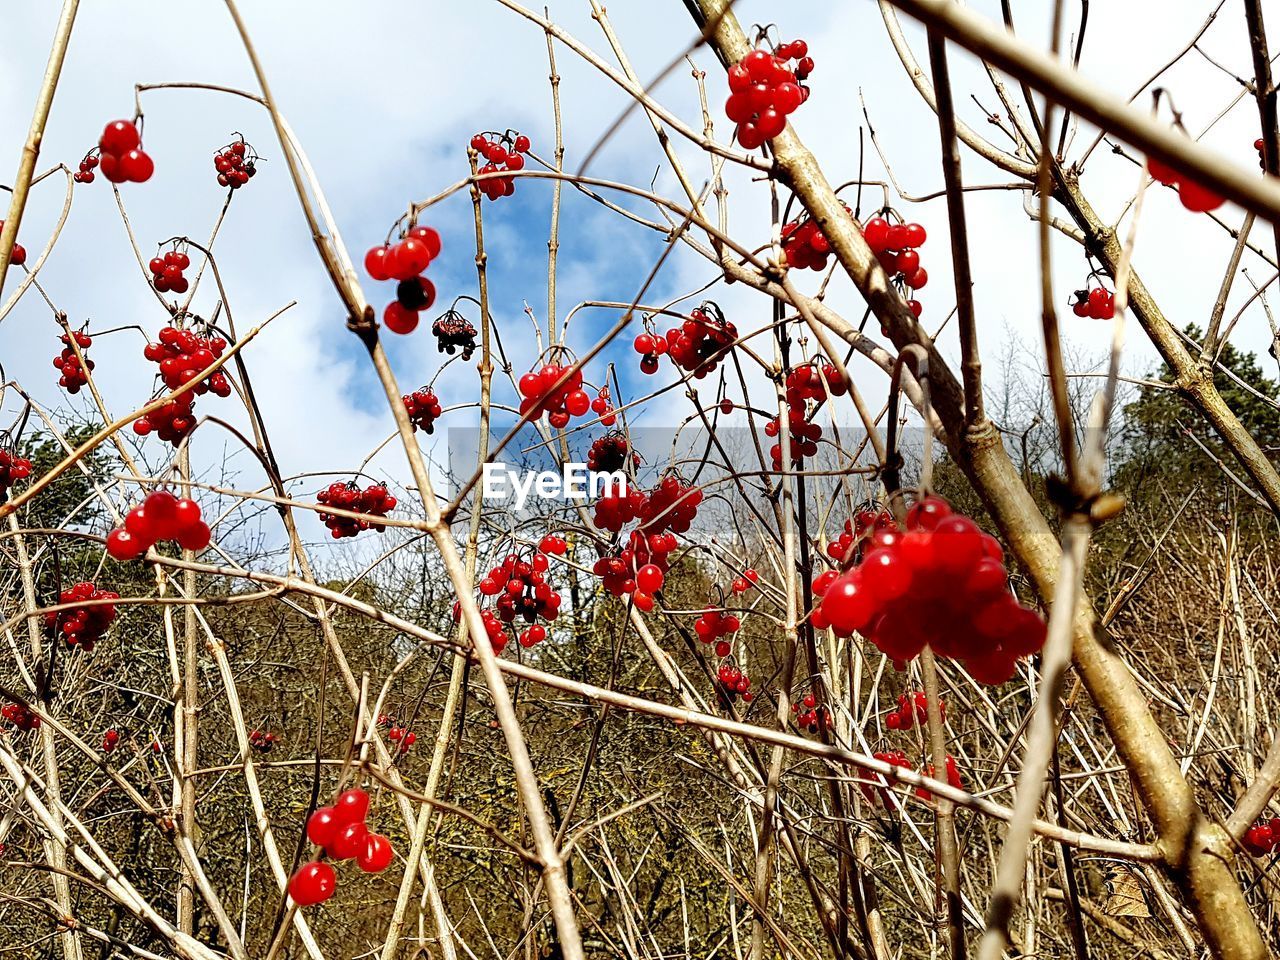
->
[[1243, 817, 1280, 857], [136, 325, 230, 443], [379, 717, 417, 754], [695, 605, 740, 649], [0, 449, 34, 498], [134, 392, 197, 444], [917, 756, 964, 799], [594, 475, 701, 536], [73, 153, 99, 184], [0, 221, 26, 266], [858, 749, 909, 804], [518, 362, 592, 427], [864, 216, 928, 311], [91, 120, 155, 184], [815, 496, 1046, 684], [479, 552, 562, 644], [102, 728, 120, 753], [431, 310, 477, 361], [317, 482, 397, 539], [885, 691, 942, 730], [591, 388, 618, 425], [144, 325, 229, 394], [54, 331, 93, 393], [45, 581, 118, 652], [731, 568, 760, 594], [470, 132, 531, 200], [365, 226, 442, 335], [402, 388, 443, 434], [2, 702, 40, 733], [538, 533, 569, 556], [859, 751, 963, 806], [1071, 286, 1115, 320], [107, 491, 212, 559], [786, 361, 845, 404], [249, 728, 279, 753], [592, 477, 700, 600], [637, 303, 738, 379], [587, 432, 638, 473], [827, 509, 895, 562], [213, 136, 258, 189], [766, 409, 819, 464], [292, 788, 394, 906], [642, 475, 703, 537], [591, 530, 673, 603], [763, 362, 842, 469], [725, 41, 814, 149], [452, 600, 514, 653], [716, 661, 753, 702], [149, 249, 192, 294], [780, 210, 843, 271], [792, 694, 830, 734], [1147, 155, 1224, 212]]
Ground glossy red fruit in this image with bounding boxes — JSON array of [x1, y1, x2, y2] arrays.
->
[[391, 238, 433, 279], [1178, 179, 1224, 212], [905, 496, 951, 531], [106, 529, 145, 560], [332, 788, 370, 826], [931, 514, 985, 574], [173, 497, 202, 532], [895, 250, 920, 274], [119, 149, 154, 183], [125, 507, 154, 540], [384, 301, 419, 335], [289, 861, 336, 906], [327, 820, 368, 861], [821, 574, 875, 634], [756, 108, 786, 139], [99, 151, 125, 184], [636, 564, 664, 593], [364, 245, 393, 281], [406, 225, 442, 260], [100, 120, 140, 155], [863, 217, 890, 252], [858, 549, 912, 601], [358, 833, 395, 873], [144, 491, 180, 539], [306, 806, 340, 847], [176, 521, 211, 552]]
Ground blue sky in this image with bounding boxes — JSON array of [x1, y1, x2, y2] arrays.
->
[[1, 0, 1272, 548]]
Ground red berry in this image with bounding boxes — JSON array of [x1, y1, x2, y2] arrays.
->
[[327, 821, 369, 861], [389, 238, 432, 280], [306, 807, 340, 847], [289, 861, 336, 906], [100, 120, 140, 156], [358, 833, 395, 873], [365, 245, 393, 281], [332, 788, 370, 826], [106, 529, 145, 561], [636, 564, 664, 593], [406, 225, 442, 260], [384, 301, 420, 335], [119, 149, 155, 183]]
